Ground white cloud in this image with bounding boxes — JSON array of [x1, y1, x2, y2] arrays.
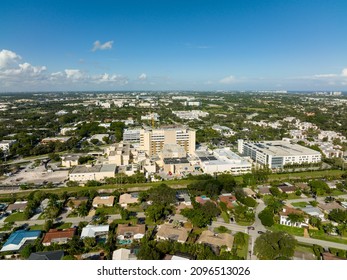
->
[[341, 68, 347, 77], [0, 49, 21, 69], [219, 75, 235, 84], [138, 73, 147, 80], [92, 40, 114, 51], [313, 74, 338, 78], [93, 73, 128, 85], [64, 69, 83, 80]]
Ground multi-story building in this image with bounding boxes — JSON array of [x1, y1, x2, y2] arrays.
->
[[140, 126, 196, 157], [123, 129, 141, 143], [238, 139, 321, 169]]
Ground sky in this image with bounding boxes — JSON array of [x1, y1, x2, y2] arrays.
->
[[1, 0, 347, 92]]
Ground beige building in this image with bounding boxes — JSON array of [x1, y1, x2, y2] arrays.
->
[[119, 193, 139, 208], [69, 164, 116, 182], [197, 230, 234, 251], [140, 126, 196, 157], [61, 155, 80, 168], [107, 143, 131, 165], [156, 224, 191, 243], [160, 144, 186, 159], [92, 196, 115, 207]]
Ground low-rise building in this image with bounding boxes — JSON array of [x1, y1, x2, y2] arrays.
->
[[69, 164, 116, 182], [219, 194, 237, 209], [6, 201, 28, 213], [156, 224, 191, 243], [0, 230, 41, 252], [116, 224, 146, 241], [92, 196, 115, 208], [112, 248, 137, 260], [279, 206, 309, 228], [42, 228, 76, 246], [41, 137, 71, 144], [197, 230, 234, 252], [119, 193, 139, 208], [80, 225, 110, 239], [66, 197, 89, 210], [61, 155, 80, 168], [318, 201, 344, 214], [197, 148, 252, 175]]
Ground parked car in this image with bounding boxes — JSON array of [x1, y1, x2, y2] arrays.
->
[[257, 231, 265, 234], [247, 226, 255, 230]]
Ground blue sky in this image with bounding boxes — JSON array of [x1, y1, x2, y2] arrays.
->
[[1, 0, 347, 91]]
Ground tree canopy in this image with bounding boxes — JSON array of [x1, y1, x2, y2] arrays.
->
[[254, 231, 297, 260]]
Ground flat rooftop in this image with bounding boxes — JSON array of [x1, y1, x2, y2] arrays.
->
[[244, 140, 321, 156]]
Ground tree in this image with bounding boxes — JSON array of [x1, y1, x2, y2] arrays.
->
[[120, 208, 130, 220], [258, 208, 274, 227], [77, 202, 90, 218], [44, 219, 53, 232], [217, 174, 237, 192], [328, 209, 347, 224], [20, 244, 34, 259], [148, 184, 176, 206], [286, 213, 305, 225], [254, 231, 297, 260]]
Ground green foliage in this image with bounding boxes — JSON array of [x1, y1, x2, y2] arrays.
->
[[328, 209, 347, 224], [181, 201, 221, 228], [254, 231, 297, 260], [78, 155, 94, 164], [85, 180, 102, 187], [148, 184, 176, 206], [187, 179, 222, 198], [312, 244, 324, 257], [233, 204, 255, 224], [309, 180, 330, 196], [216, 174, 237, 192], [258, 208, 274, 227]]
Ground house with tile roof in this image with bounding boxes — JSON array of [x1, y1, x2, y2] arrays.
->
[[80, 225, 109, 239], [42, 228, 76, 246]]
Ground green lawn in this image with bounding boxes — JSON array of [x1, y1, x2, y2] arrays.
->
[[270, 224, 304, 236], [95, 206, 119, 215], [30, 224, 45, 231], [235, 233, 249, 259], [309, 229, 347, 245], [291, 202, 308, 208], [0, 223, 14, 231], [4, 212, 27, 222], [268, 170, 344, 181], [56, 222, 73, 229], [114, 218, 137, 224], [220, 211, 230, 223]]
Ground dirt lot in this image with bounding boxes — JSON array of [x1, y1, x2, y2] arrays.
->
[[1, 165, 69, 186]]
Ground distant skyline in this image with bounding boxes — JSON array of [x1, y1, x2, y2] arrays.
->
[[1, 0, 347, 92]]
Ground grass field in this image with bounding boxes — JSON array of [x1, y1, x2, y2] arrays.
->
[[30, 224, 45, 231], [270, 224, 305, 236], [309, 229, 347, 245], [291, 202, 308, 208], [95, 206, 119, 215], [4, 212, 27, 222], [56, 222, 73, 229], [221, 211, 230, 223]]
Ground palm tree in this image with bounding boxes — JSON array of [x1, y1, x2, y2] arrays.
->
[[287, 213, 305, 227]]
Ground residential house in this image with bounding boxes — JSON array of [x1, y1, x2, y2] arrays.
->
[[257, 186, 271, 195], [92, 196, 115, 208], [28, 250, 65, 260], [66, 197, 89, 210], [80, 225, 110, 239], [300, 206, 324, 220], [112, 248, 137, 260], [278, 183, 296, 194], [243, 188, 256, 197], [42, 228, 76, 246], [197, 230, 234, 252], [6, 201, 28, 213], [116, 224, 146, 241], [279, 206, 309, 228], [0, 230, 41, 252], [295, 183, 309, 191], [119, 193, 139, 208], [195, 196, 212, 205], [156, 224, 191, 243], [218, 194, 237, 209], [318, 201, 344, 214]]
